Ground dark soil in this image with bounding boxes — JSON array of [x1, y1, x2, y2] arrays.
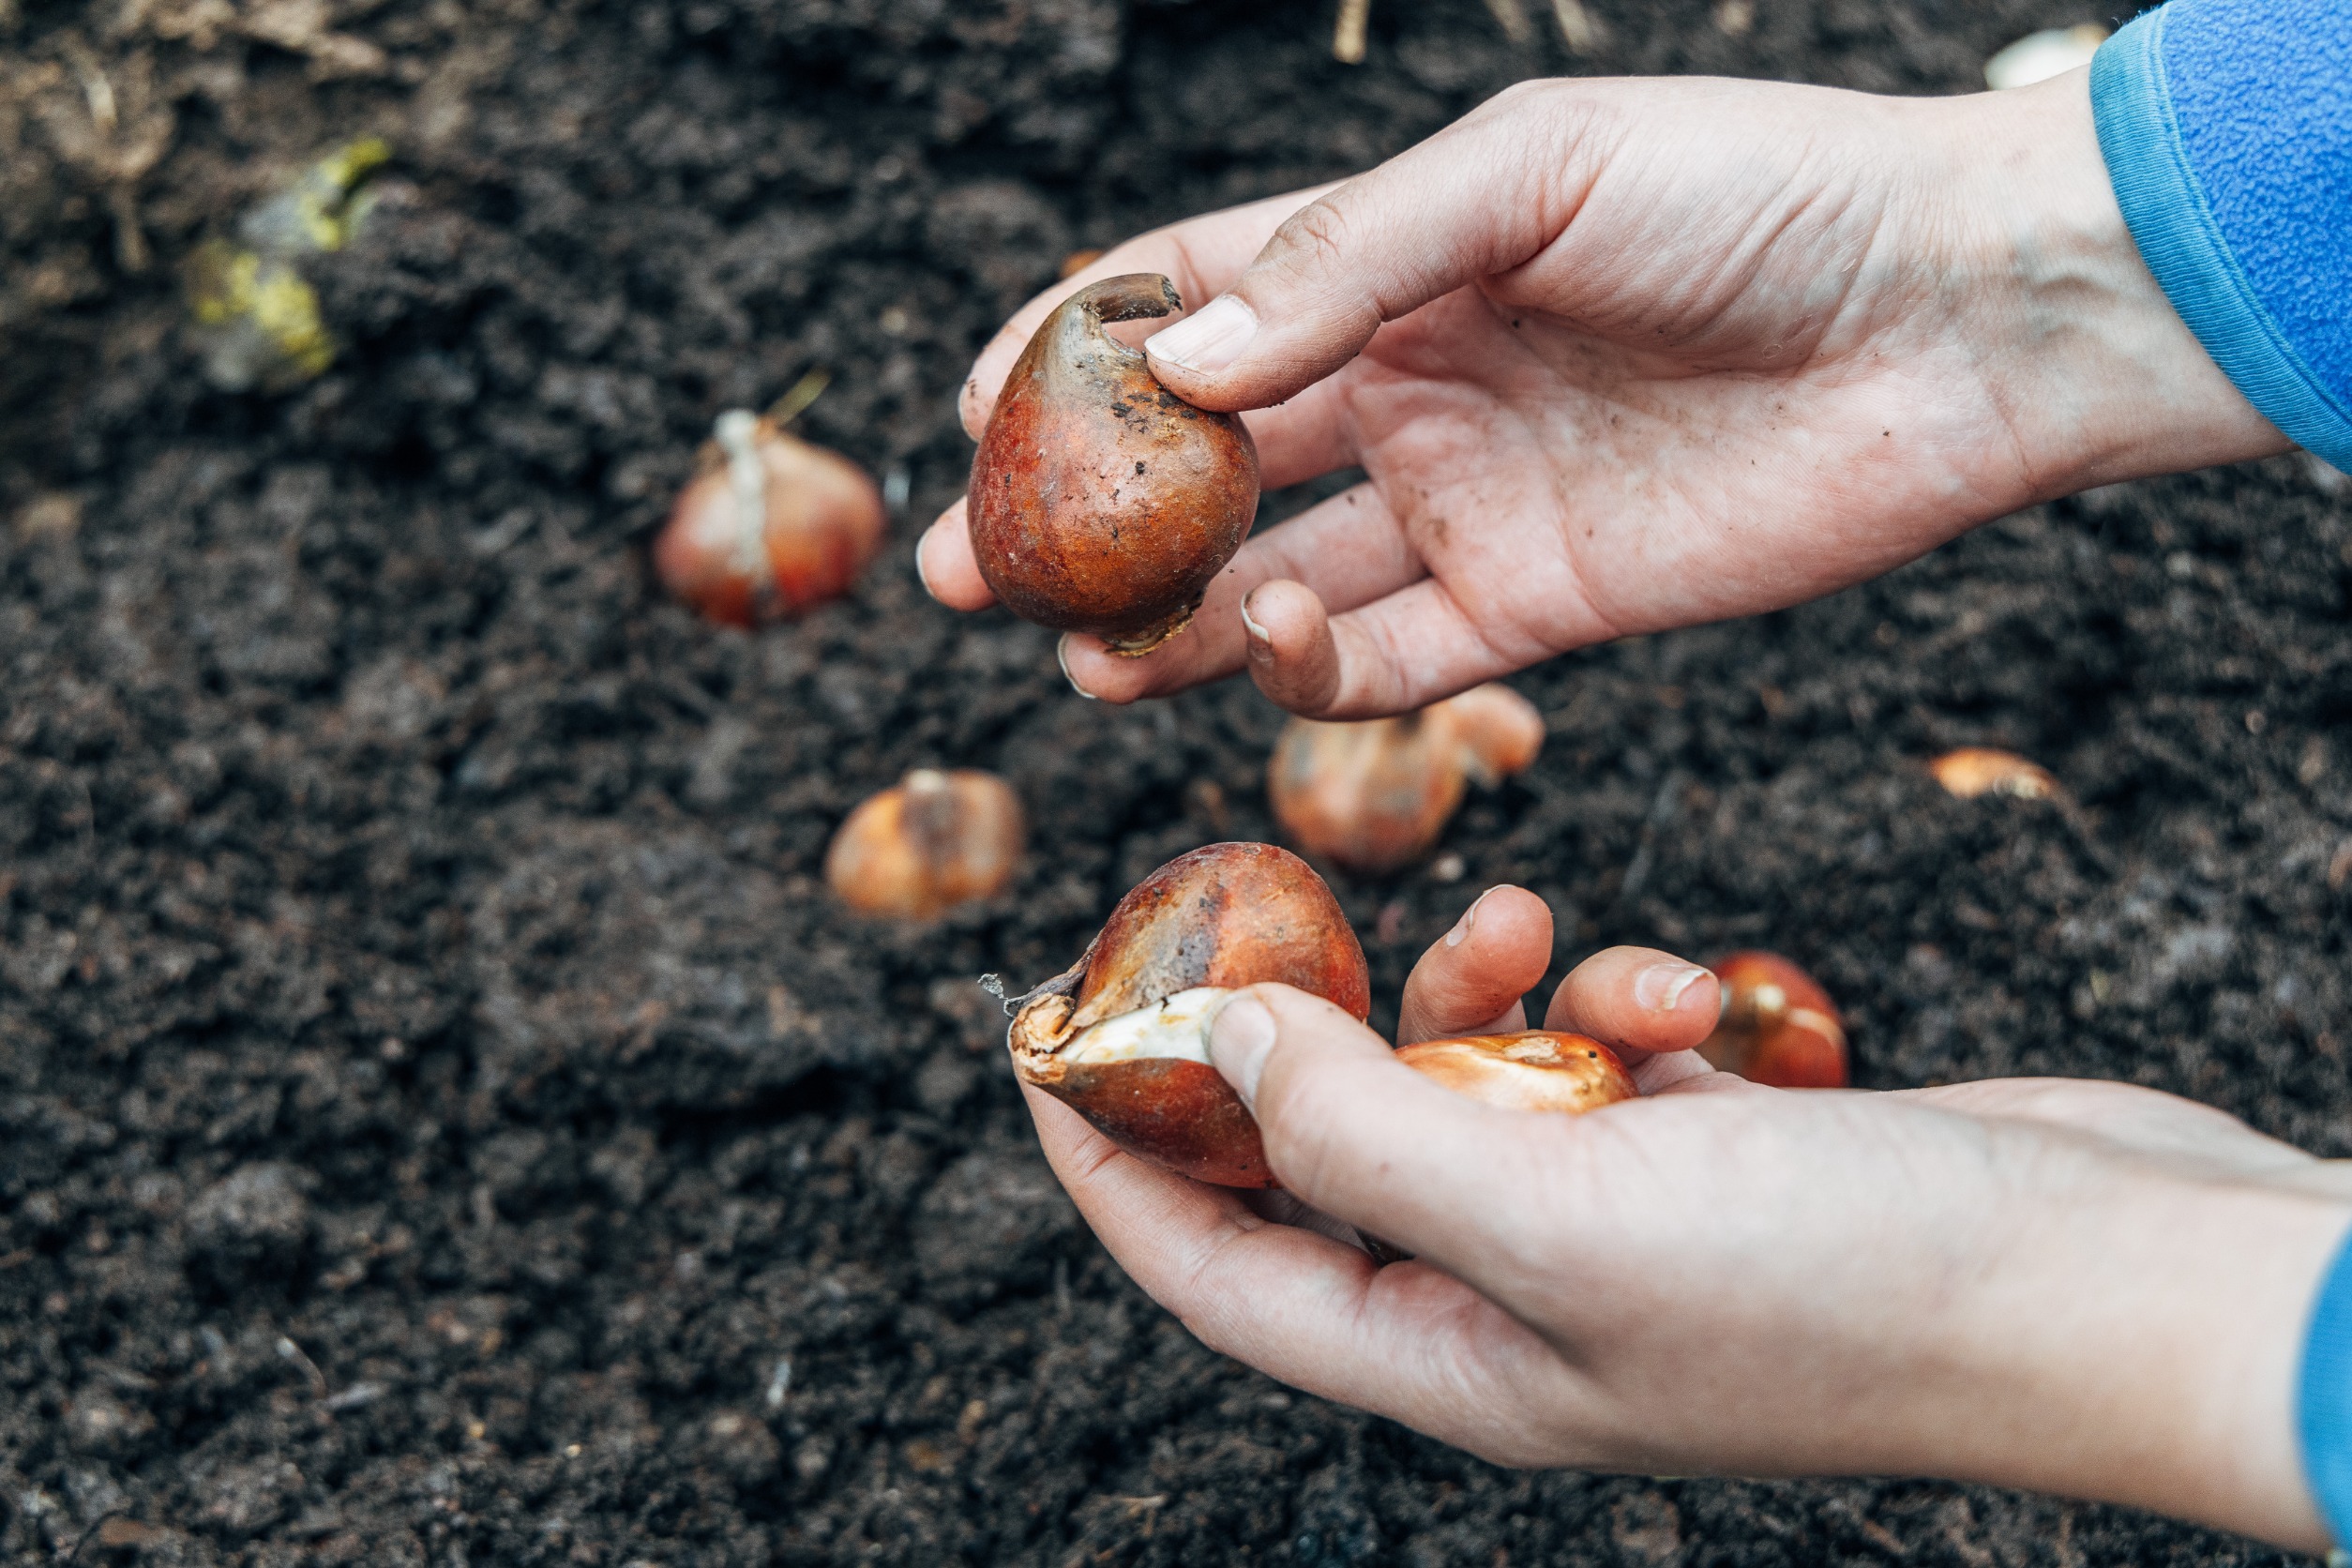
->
[[4, 0, 2347, 1562]]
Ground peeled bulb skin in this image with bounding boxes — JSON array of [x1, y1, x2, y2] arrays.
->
[[1395, 1031, 1636, 1115], [1270, 684, 1545, 873], [656, 412, 885, 627], [1698, 951, 1848, 1088], [825, 769, 1025, 921], [968, 275, 1260, 655], [1007, 843, 1367, 1186]]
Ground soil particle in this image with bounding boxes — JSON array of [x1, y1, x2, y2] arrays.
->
[[0, 0, 2339, 1564]]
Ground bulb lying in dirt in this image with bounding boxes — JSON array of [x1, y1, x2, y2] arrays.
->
[[967, 275, 1260, 656], [1928, 746, 2059, 802], [1697, 952, 1847, 1088], [826, 769, 1025, 921], [1395, 1031, 1636, 1114], [1270, 684, 1545, 872], [1004, 842, 1366, 1185], [656, 411, 885, 627]]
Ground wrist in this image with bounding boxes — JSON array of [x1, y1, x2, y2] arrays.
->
[[1936, 72, 2289, 496], [1954, 1165, 2346, 1549]]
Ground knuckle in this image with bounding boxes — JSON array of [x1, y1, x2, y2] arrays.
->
[[1266, 195, 1355, 275]]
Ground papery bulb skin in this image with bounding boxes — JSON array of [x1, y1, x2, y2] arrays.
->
[[1927, 746, 2059, 802], [1270, 684, 1545, 873], [1698, 952, 1848, 1088], [656, 412, 885, 627], [1006, 842, 1367, 1186], [1395, 1031, 1636, 1115], [968, 275, 1259, 656], [825, 769, 1025, 921]]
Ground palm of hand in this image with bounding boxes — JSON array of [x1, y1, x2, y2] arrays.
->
[[1301, 272, 2016, 706]]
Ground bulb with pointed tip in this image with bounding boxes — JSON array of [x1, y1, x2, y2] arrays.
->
[[1698, 952, 1847, 1088], [1006, 842, 1366, 1186], [656, 411, 885, 627], [826, 769, 1025, 921], [1270, 684, 1545, 873], [968, 275, 1259, 656]]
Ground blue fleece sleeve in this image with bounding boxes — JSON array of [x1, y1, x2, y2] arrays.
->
[[2089, 0, 2352, 470], [2303, 1224, 2352, 1546]]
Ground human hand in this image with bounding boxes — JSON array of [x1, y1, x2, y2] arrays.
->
[[1018, 885, 2350, 1549], [926, 71, 2284, 716]]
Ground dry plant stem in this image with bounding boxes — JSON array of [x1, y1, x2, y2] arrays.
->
[[1334, 0, 1369, 63], [1483, 0, 1533, 44], [1550, 0, 1603, 53]]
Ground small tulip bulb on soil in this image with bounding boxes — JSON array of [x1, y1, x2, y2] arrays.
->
[[1928, 746, 2060, 802], [1270, 684, 1545, 873], [656, 411, 885, 627], [968, 275, 1259, 655], [826, 769, 1025, 921]]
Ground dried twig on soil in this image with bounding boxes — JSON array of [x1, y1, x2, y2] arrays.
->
[[38, 38, 173, 272]]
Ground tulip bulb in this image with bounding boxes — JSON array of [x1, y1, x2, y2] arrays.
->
[[1698, 951, 1847, 1088], [656, 411, 885, 627], [1005, 842, 1366, 1186], [1270, 684, 1545, 873], [968, 275, 1259, 656], [826, 769, 1025, 921], [1395, 1031, 1636, 1114], [1928, 746, 2059, 802]]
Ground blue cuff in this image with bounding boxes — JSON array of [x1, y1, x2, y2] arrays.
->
[[2299, 1221, 2352, 1546], [2090, 12, 2352, 472]]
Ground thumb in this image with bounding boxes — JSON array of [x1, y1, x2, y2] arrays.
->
[[1208, 982, 1557, 1266], [1141, 81, 1608, 412]]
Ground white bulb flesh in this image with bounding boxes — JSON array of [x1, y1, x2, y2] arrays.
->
[[1061, 987, 1231, 1066]]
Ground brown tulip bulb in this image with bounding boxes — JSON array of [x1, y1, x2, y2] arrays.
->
[[1698, 952, 1847, 1088], [656, 410, 885, 627], [1395, 1031, 1636, 1115], [1005, 842, 1368, 1186], [1270, 684, 1545, 873], [825, 769, 1025, 921], [968, 275, 1259, 656], [1928, 746, 2059, 802]]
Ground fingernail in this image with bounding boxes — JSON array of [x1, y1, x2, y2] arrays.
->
[[1443, 887, 1495, 948], [1056, 636, 1097, 701], [912, 535, 939, 601], [1145, 294, 1257, 375], [1240, 592, 1272, 657], [1209, 994, 1276, 1108], [1634, 961, 1711, 1013]]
